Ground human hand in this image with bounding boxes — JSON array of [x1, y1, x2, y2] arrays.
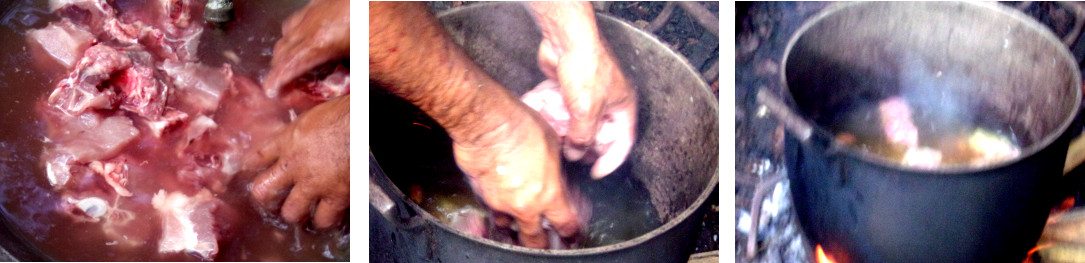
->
[[529, 2, 637, 179], [452, 103, 586, 249], [244, 95, 349, 229], [263, 0, 349, 98]]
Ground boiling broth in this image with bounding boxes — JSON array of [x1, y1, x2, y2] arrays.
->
[[830, 97, 1023, 168], [0, 0, 347, 261]]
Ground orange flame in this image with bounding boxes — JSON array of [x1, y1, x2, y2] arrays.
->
[[1024, 243, 1053, 263], [816, 245, 837, 263]]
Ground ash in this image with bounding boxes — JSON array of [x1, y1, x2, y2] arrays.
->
[[736, 176, 810, 263]]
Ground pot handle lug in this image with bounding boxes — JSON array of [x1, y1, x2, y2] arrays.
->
[[370, 152, 402, 223], [757, 87, 814, 142], [1015, 2, 1085, 47]]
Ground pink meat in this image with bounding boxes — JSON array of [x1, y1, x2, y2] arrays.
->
[[26, 19, 96, 71], [41, 112, 138, 190], [48, 44, 131, 114], [290, 64, 350, 100], [152, 189, 234, 260], [161, 61, 230, 114], [50, 114, 140, 163], [114, 65, 168, 118], [520, 80, 571, 135], [520, 79, 625, 165], [448, 207, 488, 238], [879, 96, 919, 148], [33, 0, 296, 259], [277, 64, 351, 111], [175, 72, 291, 191]]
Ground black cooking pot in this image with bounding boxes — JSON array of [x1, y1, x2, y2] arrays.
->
[[760, 2, 1085, 263], [368, 2, 718, 263]]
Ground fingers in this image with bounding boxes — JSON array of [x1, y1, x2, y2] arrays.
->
[[562, 92, 602, 148], [251, 160, 294, 210], [536, 40, 560, 80], [590, 107, 635, 178], [242, 132, 282, 171], [264, 40, 337, 98], [281, 6, 305, 36], [543, 197, 582, 238], [515, 214, 548, 249], [312, 198, 346, 229], [280, 184, 317, 224], [493, 213, 513, 228], [562, 143, 588, 161]]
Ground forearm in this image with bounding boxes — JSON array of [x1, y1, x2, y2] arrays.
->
[[369, 2, 526, 146]]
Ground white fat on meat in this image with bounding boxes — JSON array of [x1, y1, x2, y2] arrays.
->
[[49, 0, 112, 14], [49, 0, 115, 29], [309, 65, 351, 100], [45, 153, 75, 188], [182, 115, 217, 145], [162, 61, 230, 114], [89, 158, 132, 197], [144, 109, 189, 138], [152, 189, 223, 260], [26, 19, 95, 71]]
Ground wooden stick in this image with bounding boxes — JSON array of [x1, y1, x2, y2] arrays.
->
[[647, 2, 676, 33], [676, 2, 718, 37]]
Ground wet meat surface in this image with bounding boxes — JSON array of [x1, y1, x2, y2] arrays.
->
[[8, 0, 348, 261], [26, 19, 96, 71]]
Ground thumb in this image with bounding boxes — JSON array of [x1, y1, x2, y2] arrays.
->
[[243, 130, 284, 171], [559, 83, 602, 154]]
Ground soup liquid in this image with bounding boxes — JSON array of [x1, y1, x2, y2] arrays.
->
[[831, 98, 1022, 167]]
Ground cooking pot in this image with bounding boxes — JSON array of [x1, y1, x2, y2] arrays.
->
[[759, 2, 1085, 262], [368, 2, 718, 263]]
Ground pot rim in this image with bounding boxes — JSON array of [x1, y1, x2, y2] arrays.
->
[[778, 1, 1084, 175], [376, 2, 721, 256]]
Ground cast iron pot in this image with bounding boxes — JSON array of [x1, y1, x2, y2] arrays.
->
[[368, 2, 719, 263], [760, 2, 1084, 263]]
